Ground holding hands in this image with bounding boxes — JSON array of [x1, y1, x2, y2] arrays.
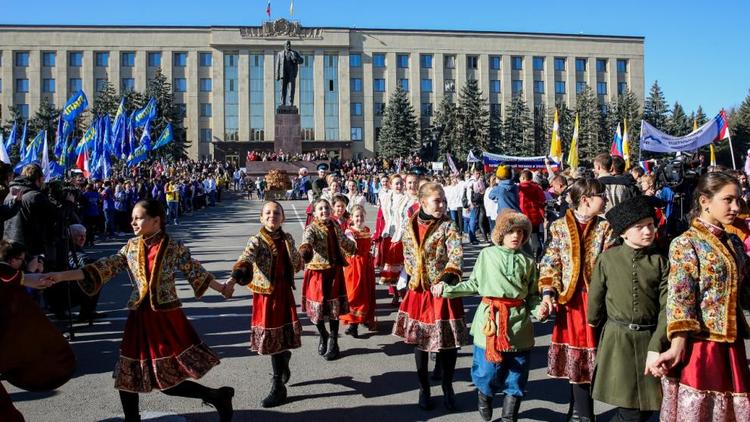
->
[[645, 334, 687, 377], [430, 282, 445, 297], [538, 291, 556, 320]]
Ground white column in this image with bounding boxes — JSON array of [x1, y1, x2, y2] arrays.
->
[[238, 49, 250, 141], [187, 50, 200, 159], [313, 49, 325, 141], [566, 55, 576, 108], [501, 55, 512, 116], [28, 50, 40, 113], [212, 50, 225, 145], [545, 55, 555, 108], [263, 49, 275, 141], [55, 49, 67, 107]]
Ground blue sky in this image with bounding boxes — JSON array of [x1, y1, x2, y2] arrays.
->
[[4, 0, 749, 116]]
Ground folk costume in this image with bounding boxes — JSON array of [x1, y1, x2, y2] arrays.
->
[[539, 209, 613, 421], [231, 227, 304, 407], [341, 226, 377, 336], [660, 219, 750, 422], [373, 187, 390, 270], [300, 218, 357, 360], [442, 211, 542, 422], [380, 190, 410, 285], [77, 231, 233, 421], [392, 210, 468, 411]]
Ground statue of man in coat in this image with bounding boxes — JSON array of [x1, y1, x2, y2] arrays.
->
[[275, 40, 304, 107]]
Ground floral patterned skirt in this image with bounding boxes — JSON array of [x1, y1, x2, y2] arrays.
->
[[251, 280, 302, 355], [115, 302, 219, 393], [301, 267, 349, 325], [392, 287, 469, 352], [547, 286, 597, 384]]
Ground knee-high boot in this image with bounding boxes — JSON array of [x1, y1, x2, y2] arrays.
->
[[119, 391, 140, 422], [316, 322, 329, 356], [415, 349, 432, 410], [261, 353, 288, 408], [439, 348, 458, 411], [324, 320, 340, 360], [162, 381, 234, 422]]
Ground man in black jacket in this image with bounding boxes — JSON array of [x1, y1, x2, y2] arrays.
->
[[4, 164, 55, 259]]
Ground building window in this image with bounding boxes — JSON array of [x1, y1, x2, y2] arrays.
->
[[351, 78, 362, 92], [444, 55, 456, 69], [617, 59, 628, 73], [42, 52, 56, 67], [511, 79, 523, 94], [444, 79, 456, 93], [489, 56, 501, 70], [397, 54, 409, 68], [199, 52, 212, 67], [420, 54, 433, 69], [421, 102, 433, 117], [0, 79, 2, 93], [597, 81, 608, 95], [174, 52, 187, 67], [15, 78, 29, 93], [15, 52, 29, 67], [596, 59, 607, 72], [250, 53, 266, 136], [554, 57, 566, 71], [42, 78, 55, 93], [490, 103, 501, 118], [120, 52, 135, 67], [421, 78, 433, 92], [533, 56, 544, 71], [490, 80, 501, 93], [399, 78, 409, 91], [17, 104, 29, 119], [374, 79, 385, 92], [95, 78, 108, 92], [95, 52, 109, 67], [200, 78, 212, 92], [200, 128, 212, 143], [534, 80, 544, 93], [69, 78, 82, 92], [374, 102, 385, 116], [617, 82, 628, 94], [467, 55, 479, 70], [121, 78, 135, 91], [174, 78, 187, 92], [200, 103, 212, 117], [373, 53, 386, 68], [224, 53, 239, 140], [575, 58, 587, 72], [576, 81, 586, 94], [511, 56, 523, 70], [148, 52, 162, 67], [69, 52, 83, 67], [555, 81, 566, 94], [175, 103, 187, 118], [351, 102, 363, 116], [350, 53, 362, 68], [351, 127, 363, 141]]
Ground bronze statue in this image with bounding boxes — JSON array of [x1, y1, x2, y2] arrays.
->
[[275, 40, 304, 107]]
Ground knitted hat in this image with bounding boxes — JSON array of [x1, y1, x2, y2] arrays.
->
[[496, 165, 512, 180], [605, 195, 657, 236], [492, 209, 532, 246]]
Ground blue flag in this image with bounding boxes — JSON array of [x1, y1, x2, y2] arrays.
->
[[140, 119, 152, 153], [18, 123, 28, 162], [62, 90, 88, 123], [134, 98, 157, 128], [25, 130, 45, 162], [76, 119, 98, 154], [65, 137, 78, 169], [102, 114, 113, 157], [153, 123, 174, 150], [54, 117, 65, 158], [112, 98, 126, 157], [126, 113, 136, 160], [5, 123, 17, 151]]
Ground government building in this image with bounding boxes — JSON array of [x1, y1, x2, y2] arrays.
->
[[0, 21, 644, 162]]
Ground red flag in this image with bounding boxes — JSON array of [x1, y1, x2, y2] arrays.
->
[[76, 149, 90, 178]]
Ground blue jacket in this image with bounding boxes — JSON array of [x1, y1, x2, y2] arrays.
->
[[489, 180, 521, 212]]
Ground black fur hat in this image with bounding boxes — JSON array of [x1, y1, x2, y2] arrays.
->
[[605, 195, 657, 236]]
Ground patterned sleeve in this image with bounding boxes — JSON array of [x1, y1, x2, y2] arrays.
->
[[301, 224, 315, 248], [538, 221, 563, 294], [78, 242, 130, 296], [287, 233, 304, 273], [666, 236, 702, 339], [337, 224, 357, 257], [442, 220, 463, 276], [232, 236, 259, 283], [175, 241, 214, 299]]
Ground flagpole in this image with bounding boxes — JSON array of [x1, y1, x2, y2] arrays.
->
[[728, 131, 737, 170]]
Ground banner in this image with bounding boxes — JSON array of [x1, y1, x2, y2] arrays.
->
[[134, 98, 157, 128], [482, 152, 560, 172], [62, 90, 88, 122], [640, 112, 729, 153], [446, 153, 458, 174], [467, 151, 482, 163], [430, 162, 444, 171]]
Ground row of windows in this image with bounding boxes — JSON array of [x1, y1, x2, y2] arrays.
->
[[9, 51, 213, 68], [6, 76, 215, 94]]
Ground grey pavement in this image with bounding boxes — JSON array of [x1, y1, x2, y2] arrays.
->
[[11, 195, 636, 421]]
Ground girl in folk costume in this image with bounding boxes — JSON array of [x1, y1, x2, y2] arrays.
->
[[392, 182, 469, 412], [320, 177, 342, 206], [381, 174, 410, 304], [345, 179, 366, 212], [435, 211, 546, 422], [649, 172, 750, 422], [305, 163, 330, 227], [42, 200, 235, 422], [331, 194, 351, 231], [227, 201, 304, 408], [341, 205, 377, 338], [539, 178, 613, 422], [299, 198, 357, 361], [373, 175, 391, 270]]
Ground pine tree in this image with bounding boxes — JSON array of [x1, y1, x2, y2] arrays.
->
[[643, 81, 670, 131], [668, 102, 691, 136], [488, 111, 503, 153], [378, 86, 418, 159], [146, 69, 189, 160], [732, 91, 750, 159], [432, 97, 460, 157], [503, 95, 533, 156], [575, 85, 604, 162], [30, 100, 60, 158], [694, 105, 707, 126], [3, 105, 27, 163], [91, 81, 120, 118], [533, 103, 547, 155], [456, 79, 490, 156]]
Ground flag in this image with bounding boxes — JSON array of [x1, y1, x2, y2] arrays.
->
[[567, 114, 580, 169], [0, 132, 8, 164], [153, 123, 174, 150], [133, 98, 157, 128], [446, 153, 458, 174], [4, 123, 16, 150], [622, 119, 630, 169], [717, 109, 731, 141], [610, 123, 623, 157], [141, 119, 152, 152], [76, 149, 90, 178], [112, 98, 126, 157], [19, 122, 27, 159], [289, 0, 294, 16], [710, 144, 717, 167], [266, 0, 271, 17], [127, 113, 137, 160], [65, 137, 78, 169], [62, 90, 88, 122], [42, 131, 50, 181], [54, 117, 65, 158], [76, 119, 98, 153], [549, 110, 562, 163], [25, 130, 45, 162], [102, 114, 113, 156]]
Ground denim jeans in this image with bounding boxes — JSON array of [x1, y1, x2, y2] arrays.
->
[[168, 201, 179, 224], [468, 207, 479, 243], [104, 209, 116, 236], [449, 210, 463, 234], [471, 346, 530, 397]]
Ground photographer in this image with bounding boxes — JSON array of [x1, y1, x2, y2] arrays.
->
[[4, 165, 55, 259]]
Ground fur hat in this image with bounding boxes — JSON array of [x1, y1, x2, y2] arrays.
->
[[492, 210, 532, 246], [496, 165, 512, 180], [605, 195, 657, 237]]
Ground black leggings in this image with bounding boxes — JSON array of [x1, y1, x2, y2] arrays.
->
[[613, 407, 654, 422], [571, 383, 594, 420], [119, 381, 212, 421], [415, 348, 457, 391]]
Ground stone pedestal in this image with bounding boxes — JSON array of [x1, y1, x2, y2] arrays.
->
[[274, 105, 302, 155]]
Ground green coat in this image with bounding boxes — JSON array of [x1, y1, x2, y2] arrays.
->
[[588, 243, 669, 411], [442, 245, 542, 351]]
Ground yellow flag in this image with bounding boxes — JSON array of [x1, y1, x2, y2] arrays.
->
[[693, 118, 698, 132], [622, 118, 630, 170], [549, 110, 562, 163], [567, 114, 579, 170], [710, 144, 717, 166]]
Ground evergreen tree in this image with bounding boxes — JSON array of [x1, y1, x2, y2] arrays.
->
[[456, 79, 490, 156], [3, 105, 27, 163], [668, 102, 691, 136], [643, 81, 670, 130], [91, 81, 120, 118], [554, 101, 575, 156], [488, 110, 503, 153], [378, 86, 418, 159], [694, 105, 707, 126], [432, 97, 460, 157], [731, 91, 750, 160], [30, 100, 60, 158], [533, 103, 547, 155], [503, 95, 533, 156], [575, 85, 605, 162], [146, 69, 188, 160]]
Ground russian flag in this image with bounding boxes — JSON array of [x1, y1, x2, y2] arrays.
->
[[266, 0, 271, 18], [716, 110, 731, 141], [610, 123, 623, 157], [76, 149, 90, 178]]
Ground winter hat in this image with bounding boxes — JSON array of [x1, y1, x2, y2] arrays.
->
[[492, 209, 532, 246], [496, 165, 512, 180], [605, 195, 657, 236]]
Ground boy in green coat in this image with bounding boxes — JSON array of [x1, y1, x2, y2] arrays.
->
[[433, 210, 547, 421], [588, 195, 668, 422]]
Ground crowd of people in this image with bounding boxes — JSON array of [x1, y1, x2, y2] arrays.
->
[[2, 149, 749, 422]]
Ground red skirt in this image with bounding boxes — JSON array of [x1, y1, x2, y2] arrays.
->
[[392, 287, 469, 352], [251, 280, 302, 355], [375, 236, 391, 272], [341, 252, 376, 327], [660, 338, 750, 422], [115, 302, 220, 393], [305, 203, 314, 227], [301, 267, 349, 325], [380, 240, 403, 285], [373, 208, 386, 268], [547, 284, 597, 383]]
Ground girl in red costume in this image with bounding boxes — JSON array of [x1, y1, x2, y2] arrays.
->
[[341, 205, 377, 338]]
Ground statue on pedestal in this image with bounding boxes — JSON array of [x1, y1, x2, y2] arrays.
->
[[275, 40, 304, 108]]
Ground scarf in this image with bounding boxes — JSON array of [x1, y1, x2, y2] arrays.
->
[[482, 297, 525, 363]]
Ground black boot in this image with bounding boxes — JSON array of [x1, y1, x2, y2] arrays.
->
[[119, 391, 140, 422], [344, 323, 359, 338], [316, 323, 329, 356], [418, 388, 432, 411], [415, 349, 432, 410], [261, 377, 287, 408], [501, 395, 521, 422], [442, 383, 456, 411], [323, 336, 340, 360], [431, 353, 442, 380], [439, 348, 458, 411], [478, 391, 493, 421], [280, 351, 292, 385], [204, 386, 235, 422]]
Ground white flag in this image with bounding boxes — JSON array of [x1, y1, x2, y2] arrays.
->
[[42, 131, 50, 181], [290, 0, 294, 16], [0, 132, 8, 164]]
